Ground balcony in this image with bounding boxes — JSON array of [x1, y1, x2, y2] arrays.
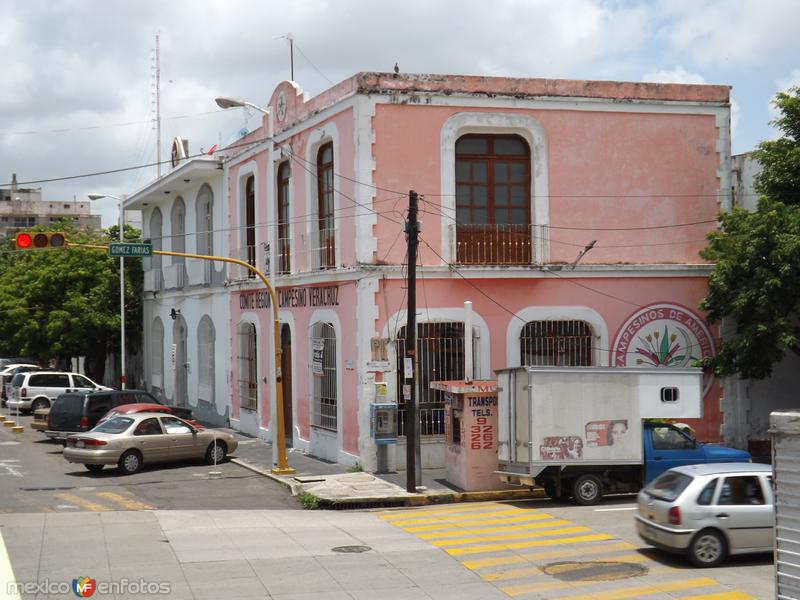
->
[[277, 236, 291, 275], [144, 269, 164, 292], [451, 223, 535, 265], [164, 263, 187, 290]]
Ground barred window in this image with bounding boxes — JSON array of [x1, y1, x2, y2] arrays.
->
[[277, 162, 291, 275], [311, 321, 337, 430], [197, 316, 215, 404], [238, 322, 257, 411], [520, 320, 593, 367]]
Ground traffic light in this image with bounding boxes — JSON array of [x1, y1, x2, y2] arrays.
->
[[15, 232, 67, 249]]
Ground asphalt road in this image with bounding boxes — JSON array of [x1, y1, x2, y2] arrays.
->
[[0, 413, 300, 513]]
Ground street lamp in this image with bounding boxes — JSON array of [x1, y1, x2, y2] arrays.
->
[[215, 96, 270, 114], [216, 95, 292, 474], [89, 193, 126, 390]]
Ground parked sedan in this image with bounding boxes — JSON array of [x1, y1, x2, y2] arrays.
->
[[635, 462, 773, 567], [63, 413, 237, 475]]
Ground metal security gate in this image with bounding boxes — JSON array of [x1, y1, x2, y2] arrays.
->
[[237, 323, 257, 411], [520, 320, 593, 367], [311, 322, 337, 430], [396, 322, 478, 436]]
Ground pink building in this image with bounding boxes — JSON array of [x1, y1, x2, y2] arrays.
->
[[128, 72, 731, 470]]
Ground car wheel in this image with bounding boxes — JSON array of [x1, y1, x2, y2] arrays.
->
[[572, 474, 603, 505], [118, 450, 142, 475], [689, 529, 727, 567], [85, 464, 104, 473], [205, 441, 227, 464], [31, 398, 49, 412]]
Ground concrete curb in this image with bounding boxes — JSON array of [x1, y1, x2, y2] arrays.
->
[[231, 456, 545, 508]]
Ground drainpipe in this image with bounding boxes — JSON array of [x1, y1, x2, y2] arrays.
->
[[465, 301, 473, 384]]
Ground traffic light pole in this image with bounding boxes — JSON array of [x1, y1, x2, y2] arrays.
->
[[68, 242, 295, 475]]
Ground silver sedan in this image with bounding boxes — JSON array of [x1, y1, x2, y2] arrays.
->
[[63, 412, 238, 475]]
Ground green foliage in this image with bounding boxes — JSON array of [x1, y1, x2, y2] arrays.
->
[[347, 462, 364, 473], [700, 199, 800, 378], [0, 221, 142, 381], [701, 87, 800, 378], [753, 87, 800, 204], [297, 491, 320, 510]]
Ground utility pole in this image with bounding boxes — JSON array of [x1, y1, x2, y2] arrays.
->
[[404, 190, 419, 493], [287, 32, 294, 81]]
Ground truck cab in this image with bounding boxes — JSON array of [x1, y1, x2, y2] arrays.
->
[[644, 421, 751, 483]]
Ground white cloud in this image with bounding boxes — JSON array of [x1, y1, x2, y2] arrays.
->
[[656, 0, 800, 68], [641, 65, 706, 84]]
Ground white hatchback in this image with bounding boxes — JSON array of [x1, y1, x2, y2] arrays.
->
[[6, 371, 110, 412], [635, 462, 773, 567]]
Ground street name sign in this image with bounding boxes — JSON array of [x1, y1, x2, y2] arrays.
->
[[108, 243, 153, 257]]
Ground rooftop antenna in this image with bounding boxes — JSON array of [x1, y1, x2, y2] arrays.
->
[[275, 33, 294, 81], [152, 32, 162, 177]]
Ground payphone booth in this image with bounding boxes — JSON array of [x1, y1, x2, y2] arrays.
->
[[433, 380, 505, 492]]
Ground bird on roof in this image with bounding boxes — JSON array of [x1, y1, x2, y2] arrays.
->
[[394, 62, 400, 74]]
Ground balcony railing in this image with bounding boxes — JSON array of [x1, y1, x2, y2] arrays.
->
[[452, 223, 534, 265], [277, 236, 291, 275]]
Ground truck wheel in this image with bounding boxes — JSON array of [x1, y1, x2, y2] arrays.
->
[[544, 481, 571, 501], [572, 475, 603, 505]]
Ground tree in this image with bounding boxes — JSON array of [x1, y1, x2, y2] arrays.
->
[[700, 87, 800, 378], [0, 221, 142, 382]]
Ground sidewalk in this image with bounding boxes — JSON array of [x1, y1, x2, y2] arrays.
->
[[227, 432, 540, 507]]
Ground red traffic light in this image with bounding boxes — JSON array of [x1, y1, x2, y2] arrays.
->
[[15, 233, 32, 249], [14, 231, 67, 250]]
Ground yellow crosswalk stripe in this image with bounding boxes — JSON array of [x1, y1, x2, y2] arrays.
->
[[404, 511, 554, 532], [388, 508, 529, 526], [379, 502, 510, 520], [54, 492, 111, 512], [95, 492, 154, 511], [677, 592, 754, 600], [552, 576, 717, 600], [418, 518, 572, 539], [461, 541, 637, 570], [485, 553, 650, 582], [445, 532, 615, 556], [431, 525, 592, 547]]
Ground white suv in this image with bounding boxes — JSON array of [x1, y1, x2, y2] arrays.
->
[[6, 371, 110, 413]]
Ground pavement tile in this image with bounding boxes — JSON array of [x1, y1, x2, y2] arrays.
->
[[255, 563, 342, 595], [180, 559, 257, 582], [325, 562, 416, 591], [421, 581, 510, 600], [189, 575, 269, 600], [400, 563, 483, 587], [270, 592, 354, 600]]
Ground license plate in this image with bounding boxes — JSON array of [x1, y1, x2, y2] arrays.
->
[[75, 440, 85, 448]]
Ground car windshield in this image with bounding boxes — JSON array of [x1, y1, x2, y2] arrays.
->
[[644, 471, 693, 502], [92, 416, 134, 434]]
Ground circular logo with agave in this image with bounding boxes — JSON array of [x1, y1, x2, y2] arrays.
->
[[611, 303, 715, 395]]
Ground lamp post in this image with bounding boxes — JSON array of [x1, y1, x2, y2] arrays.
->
[[216, 96, 292, 474], [89, 193, 126, 389]]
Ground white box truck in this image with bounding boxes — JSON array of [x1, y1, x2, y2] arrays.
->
[[770, 411, 800, 600], [496, 366, 750, 505]]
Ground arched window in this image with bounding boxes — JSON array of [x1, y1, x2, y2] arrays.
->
[[238, 322, 257, 411], [149, 208, 163, 272], [151, 317, 165, 396], [277, 162, 291, 275], [197, 316, 215, 405], [196, 184, 213, 256], [455, 134, 531, 264], [311, 321, 337, 430], [245, 175, 256, 277], [316, 143, 335, 269], [520, 320, 593, 367], [171, 196, 186, 264]]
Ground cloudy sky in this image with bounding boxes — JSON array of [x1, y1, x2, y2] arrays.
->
[[1, 0, 798, 227]]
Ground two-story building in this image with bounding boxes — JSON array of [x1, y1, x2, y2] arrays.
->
[[125, 72, 731, 470]]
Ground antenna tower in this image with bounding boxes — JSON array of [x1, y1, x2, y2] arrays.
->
[[152, 33, 162, 177]]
